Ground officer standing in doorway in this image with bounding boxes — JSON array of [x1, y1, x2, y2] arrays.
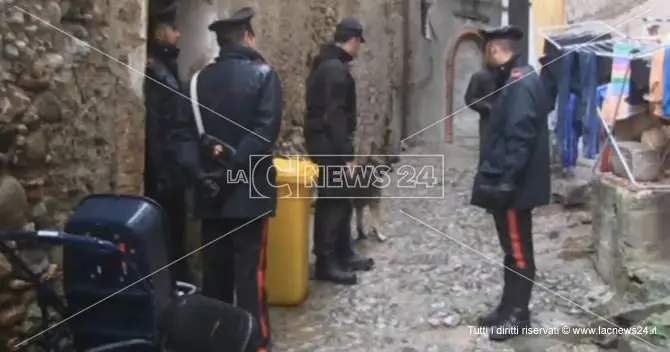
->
[[304, 18, 374, 286], [144, 0, 194, 284], [470, 25, 550, 341], [181, 7, 282, 351]]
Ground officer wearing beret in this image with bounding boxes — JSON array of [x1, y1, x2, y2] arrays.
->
[[144, 0, 194, 284], [304, 17, 374, 286], [179, 7, 282, 351], [470, 25, 550, 341]]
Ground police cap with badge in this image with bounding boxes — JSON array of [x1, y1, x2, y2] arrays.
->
[[478, 25, 523, 44], [208, 7, 256, 39]]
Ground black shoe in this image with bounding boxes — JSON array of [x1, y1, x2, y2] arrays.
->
[[314, 259, 357, 285], [476, 304, 504, 327], [488, 308, 531, 342], [340, 251, 374, 271]]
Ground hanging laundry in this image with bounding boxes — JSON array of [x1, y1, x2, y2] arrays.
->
[[555, 50, 578, 168], [628, 58, 651, 105], [540, 34, 612, 111], [597, 84, 609, 108], [578, 52, 600, 159], [601, 42, 645, 125], [650, 45, 666, 118], [664, 47, 670, 117], [557, 94, 581, 168]]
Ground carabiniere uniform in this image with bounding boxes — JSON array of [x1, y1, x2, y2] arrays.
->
[[470, 25, 551, 341], [178, 7, 283, 351]]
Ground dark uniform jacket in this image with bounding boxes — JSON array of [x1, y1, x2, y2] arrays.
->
[[464, 68, 497, 158], [144, 47, 188, 194], [464, 69, 497, 121], [175, 44, 283, 219], [304, 44, 357, 196], [471, 56, 551, 210]]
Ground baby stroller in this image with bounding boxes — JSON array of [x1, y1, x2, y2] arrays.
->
[[0, 194, 197, 352], [2, 194, 262, 352]]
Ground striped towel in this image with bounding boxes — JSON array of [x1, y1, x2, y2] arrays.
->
[[601, 42, 645, 125]]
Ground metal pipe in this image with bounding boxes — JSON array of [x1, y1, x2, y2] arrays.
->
[[501, 0, 509, 26], [400, 0, 411, 140], [444, 28, 485, 143]]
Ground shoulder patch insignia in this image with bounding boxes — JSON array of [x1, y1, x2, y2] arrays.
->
[[510, 68, 524, 80]]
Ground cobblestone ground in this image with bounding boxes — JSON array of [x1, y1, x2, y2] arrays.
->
[[270, 137, 610, 352]]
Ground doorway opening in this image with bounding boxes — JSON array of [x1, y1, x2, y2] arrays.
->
[[444, 29, 485, 144]]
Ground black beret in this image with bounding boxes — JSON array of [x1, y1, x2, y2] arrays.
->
[[478, 25, 523, 42], [208, 7, 255, 33]]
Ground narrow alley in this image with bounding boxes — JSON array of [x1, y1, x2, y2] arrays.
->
[[271, 138, 609, 351]]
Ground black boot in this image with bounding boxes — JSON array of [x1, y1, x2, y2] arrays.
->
[[477, 304, 503, 328], [488, 308, 531, 342], [477, 263, 513, 327], [339, 250, 374, 271], [314, 257, 357, 285]]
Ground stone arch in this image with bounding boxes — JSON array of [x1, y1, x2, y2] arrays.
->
[[444, 28, 485, 144]]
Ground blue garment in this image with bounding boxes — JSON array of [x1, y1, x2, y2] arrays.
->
[[597, 84, 608, 107], [556, 53, 581, 168], [664, 47, 670, 117], [558, 94, 581, 168], [578, 53, 600, 159]]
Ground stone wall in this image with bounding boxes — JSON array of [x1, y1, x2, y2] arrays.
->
[[592, 175, 670, 302], [0, 0, 147, 347], [175, 0, 405, 157], [405, 0, 501, 144]]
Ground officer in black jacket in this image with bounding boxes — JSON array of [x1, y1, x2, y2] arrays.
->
[[179, 7, 282, 351], [144, 1, 193, 284], [470, 26, 550, 342], [304, 18, 374, 286], [464, 68, 497, 158]]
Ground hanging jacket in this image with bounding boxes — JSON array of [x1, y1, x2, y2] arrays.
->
[[578, 52, 600, 159]]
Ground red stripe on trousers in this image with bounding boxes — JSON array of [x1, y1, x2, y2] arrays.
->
[[506, 209, 528, 269], [257, 219, 270, 348]]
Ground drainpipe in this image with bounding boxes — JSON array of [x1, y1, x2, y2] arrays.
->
[[501, 0, 509, 26], [400, 0, 411, 140], [508, 0, 530, 64]]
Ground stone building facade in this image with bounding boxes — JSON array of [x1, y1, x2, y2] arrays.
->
[[566, 0, 670, 36], [0, 0, 501, 347]]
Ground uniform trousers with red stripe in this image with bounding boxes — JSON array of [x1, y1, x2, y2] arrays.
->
[[491, 208, 536, 313], [201, 218, 271, 349]]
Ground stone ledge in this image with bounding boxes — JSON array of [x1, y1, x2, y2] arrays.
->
[[592, 173, 670, 301]]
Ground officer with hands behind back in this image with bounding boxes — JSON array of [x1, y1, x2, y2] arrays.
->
[[176, 7, 282, 352], [470, 25, 551, 342]]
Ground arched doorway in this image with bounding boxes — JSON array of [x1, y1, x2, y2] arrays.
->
[[444, 28, 485, 144]]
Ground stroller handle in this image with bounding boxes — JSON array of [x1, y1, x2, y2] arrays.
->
[[0, 230, 119, 253]]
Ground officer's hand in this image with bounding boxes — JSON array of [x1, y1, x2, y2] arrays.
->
[[480, 183, 515, 209], [197, 173, 220, 199]]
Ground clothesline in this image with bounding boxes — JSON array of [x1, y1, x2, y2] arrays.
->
[[538, 20, 670, 185], [538, 20, 625, 50], [560, 38, 666, 59]]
